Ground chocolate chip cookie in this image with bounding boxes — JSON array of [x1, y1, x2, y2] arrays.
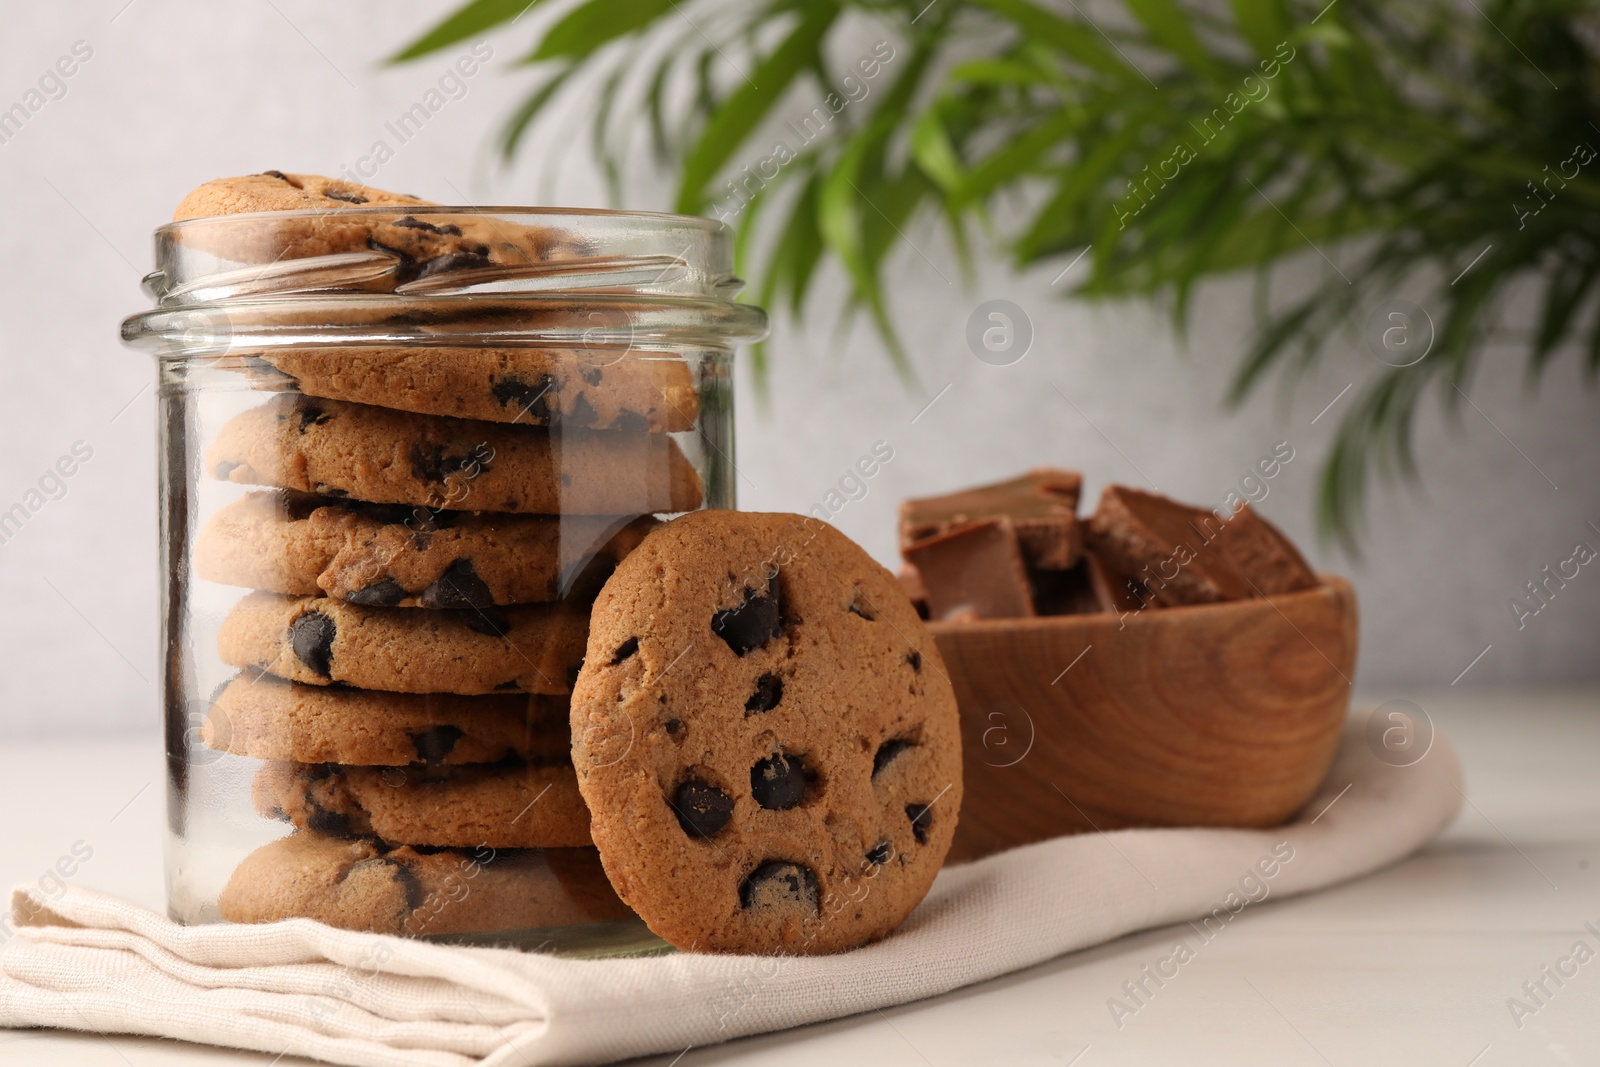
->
[[570, 510, 962, 954], [196, 491, 657, 607], [254, 761, 590, 848], [202, 672, 571, 766], [207, 394, 703, 515], [217, 591, 589, 695], [172, 171, 569, 276], [218, 832, 631, 936], [231, 346, 698, 432]]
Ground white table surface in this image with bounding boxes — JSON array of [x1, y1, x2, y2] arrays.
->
[[1, 687, 1596, 1066]]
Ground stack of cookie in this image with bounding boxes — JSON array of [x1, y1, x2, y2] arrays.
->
[[177, 173, 703, 937]]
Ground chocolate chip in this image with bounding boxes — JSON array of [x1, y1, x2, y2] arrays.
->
[[712, 585, 782, 656], [420, 559, 493, 609], [906, 650, 922, 672], [615, 410, 648, 432], [345, 579, 407, 607], [866, 841, 892, 866], [581, 366, 603, 386], [323, 188, 369, 204], [872, 739, 913, 778], [848, 602, 876, 620], [490, 374, 556, 422], [416, 251, 491, 279], [260, 170, 295, 184], [289, 611, 336, 677], [569, 393, 598, 427], [739, 861, 819, 913], [436, 223, 463, 236], [611, 636, 639, 664], [744, 673, 782, 713], [410, 442, 491, 487], [410, 725, 464, 763], [673, 780, 733, 839], [906, 803, 933, 844], [664, 718, 683, 736], [305, 806, 354, 837], [295, 401, 330, 432], [386, 858, 428, 912], [751, 754, 806, 810], [367, 236, 419, 283], [393, 215, 442, 233], [464, 609, 510, 638], [213, 460, 240, 480]]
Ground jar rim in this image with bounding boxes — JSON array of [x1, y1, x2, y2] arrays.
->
[[155, 204, 730, 242]]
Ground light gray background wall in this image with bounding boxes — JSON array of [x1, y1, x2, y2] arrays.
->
[[1, 2, 1595, 739]]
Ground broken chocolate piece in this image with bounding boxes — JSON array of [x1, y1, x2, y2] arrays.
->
[[1087, 486, 1318, 607], [902, 516, 1036, 621], [901, 469, 1083, 570]]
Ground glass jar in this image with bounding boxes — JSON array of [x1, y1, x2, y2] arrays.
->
[[122, 207, 768, 952]]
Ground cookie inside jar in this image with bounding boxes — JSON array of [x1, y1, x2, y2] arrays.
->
[[125, 174, 765, 952]]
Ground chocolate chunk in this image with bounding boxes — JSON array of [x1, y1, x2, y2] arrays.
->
[[1088, 486, 1319, 606], [906, 803, 933, 844], [866, 841, 892, 866], [569, 393, 598, 427], [304, 805, 354, 837], [847, 600, 876, 620], [673, 780, 733, 839], [664, 718, 683, 736], [409, 725, 464, 763], [490, 374, 556, 422], [393, 215, 442, 233], [903, 516, 1036, 621], [614, 410, 648, 433], [366, 236, 419, 282], [751, 754, 806, 810], [420, 559, 493, 609], [289, 611, 336, 676], [344, 579, 407, 607], [580, 366, 603, 386], [416, 251, 491, 279], [323, 189, 369, 204], [712, 585, 782, 656], [213, 460, 240, 480], [901, 469, 1083, 570], [293, 401, 330, 432], [354, 856, 426, 912], [905, 650, 922, 672], [611, 636, 639, 664], [739, 861, 819, 913], [410, 442, 491, 487], [260, 170, 294, 184], [872, 738, 913, 778], [744, 673, 782, 713]]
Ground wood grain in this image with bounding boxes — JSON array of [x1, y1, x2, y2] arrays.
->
[[932, 576, 1357, 863]]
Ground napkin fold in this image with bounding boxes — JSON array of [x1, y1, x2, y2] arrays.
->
[[0, 718, 1462, 1067]]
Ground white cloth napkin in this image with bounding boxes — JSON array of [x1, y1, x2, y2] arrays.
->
[[0, 717, 1461, 1067]]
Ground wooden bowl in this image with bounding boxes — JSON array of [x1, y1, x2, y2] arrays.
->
[[931, 575, 1357, 863]]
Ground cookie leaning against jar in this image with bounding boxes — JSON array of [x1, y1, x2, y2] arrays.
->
[[569, 510, 962, 955]]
